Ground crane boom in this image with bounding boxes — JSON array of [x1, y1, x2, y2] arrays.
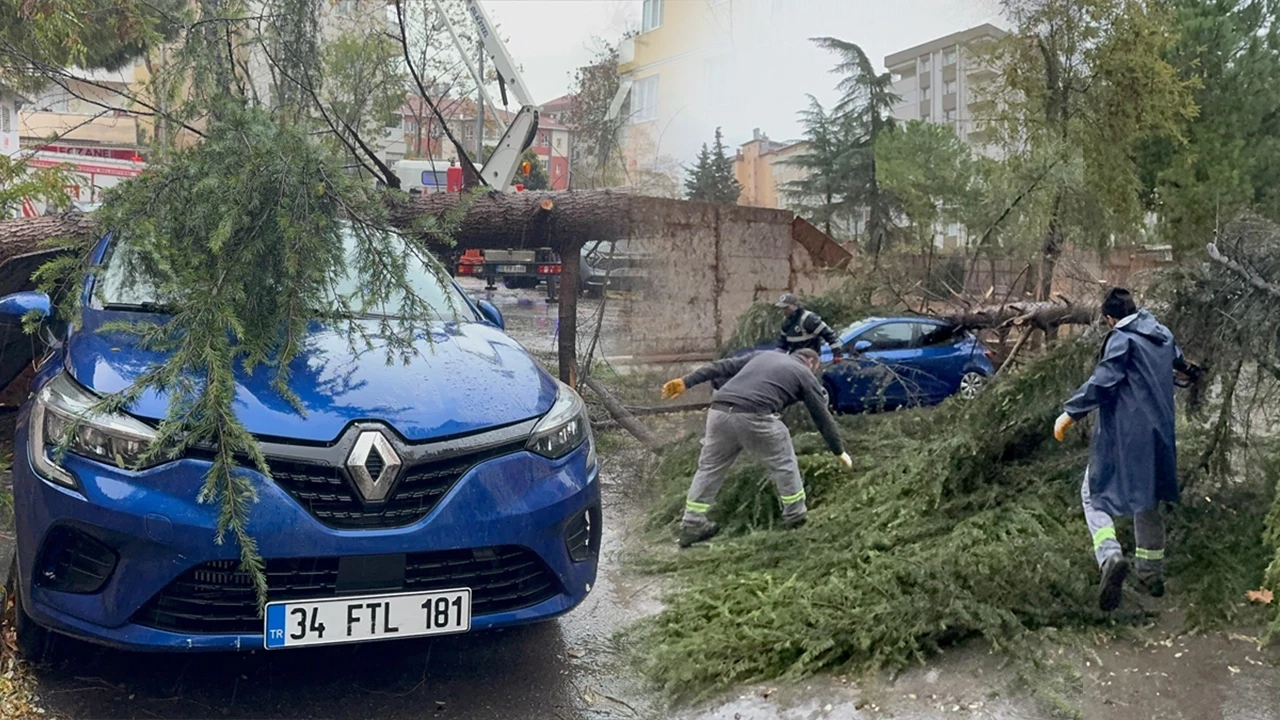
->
[[461, 0, 535, 108], [430, 0, 540, 192]]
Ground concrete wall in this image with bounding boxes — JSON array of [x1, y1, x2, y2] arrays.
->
[[619, 199, 848, 357]]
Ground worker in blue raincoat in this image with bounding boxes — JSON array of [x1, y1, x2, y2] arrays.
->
[[1054, 287, 1191, 611]]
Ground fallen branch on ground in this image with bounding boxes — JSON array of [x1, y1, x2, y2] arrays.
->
[[582, 377, 664, 452]]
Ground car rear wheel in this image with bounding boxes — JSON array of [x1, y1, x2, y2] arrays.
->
[[5, 556, 59, 664], [958, 371, 986, 400]]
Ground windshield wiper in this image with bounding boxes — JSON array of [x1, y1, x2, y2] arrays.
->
[[102, 301, 171, 313]]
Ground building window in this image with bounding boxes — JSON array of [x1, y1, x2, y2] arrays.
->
[[944, 109, 956, 122], [919, 54, 931, 72], [944, 80, 957, 96], [943, 47, 958, 66], [630, 75, 659, 123], [1, 106, 9, 133], [921, 86, 932, 101], [642, 0, 664, 33], [32, 86, 71, 114]]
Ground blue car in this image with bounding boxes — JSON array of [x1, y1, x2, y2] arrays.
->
[[0, 231, 600, 658], [740, 317, 995, 414]]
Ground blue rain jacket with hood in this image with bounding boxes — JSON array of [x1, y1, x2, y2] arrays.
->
[[1063, 309, 1182, 517]]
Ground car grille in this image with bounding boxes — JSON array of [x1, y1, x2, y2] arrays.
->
[[132, 546, 561, 635], [267, 441, 526, 530]]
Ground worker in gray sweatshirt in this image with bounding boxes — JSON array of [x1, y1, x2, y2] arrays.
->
[[661, 348, 852, 547]]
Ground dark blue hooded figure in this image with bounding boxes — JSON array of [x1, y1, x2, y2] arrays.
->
[[1063, 304, 1182, 517]]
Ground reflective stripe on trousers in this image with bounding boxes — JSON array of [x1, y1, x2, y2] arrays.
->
[[682, 409, 807, 528], [1081, 467, 1165, 578]]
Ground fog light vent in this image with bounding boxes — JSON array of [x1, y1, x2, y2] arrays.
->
[[565, 503, 602, 563], [35, 526, 118, 594]]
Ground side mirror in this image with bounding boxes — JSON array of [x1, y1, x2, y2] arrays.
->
[[476, 299, 504, 330], [0, 291, 51, 323], [853, 340, 872, 353]]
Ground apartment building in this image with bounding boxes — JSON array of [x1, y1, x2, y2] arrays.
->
[[884, 24, 1006, 249], [733, 129, 807, 210], [614, 0, 746, 192], [883, 23, 1006, 152]]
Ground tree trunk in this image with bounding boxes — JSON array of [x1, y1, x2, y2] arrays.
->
[[0, 190, 643, 271], [936, 299, 1095, 331], [0, 213, 98, 263], [389, 190, 635, 253], [559, 240, 583, 387]]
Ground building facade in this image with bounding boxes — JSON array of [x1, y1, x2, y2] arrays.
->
[[733, 129, 807, 210], [615, 0, 736, 194], [884, 23, 1006, 249], [883, 23, 1006, 152]]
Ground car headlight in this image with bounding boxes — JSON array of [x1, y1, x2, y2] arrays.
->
[[29, 372, 161, 488], [526, 380, 591, 460]]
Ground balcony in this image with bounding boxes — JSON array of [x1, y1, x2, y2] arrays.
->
[[20, 111, 141, 147]]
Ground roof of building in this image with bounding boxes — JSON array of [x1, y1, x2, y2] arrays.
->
[[884, 23, 1008, 69], [738, 134, 806, 157], [540, 94, 575, 111]]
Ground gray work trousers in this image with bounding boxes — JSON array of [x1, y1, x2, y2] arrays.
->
[[682, 409, 807, 529], [1082, 468, 1165, 580]]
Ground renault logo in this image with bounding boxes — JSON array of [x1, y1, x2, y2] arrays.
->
[[346, 430, 403, 503]]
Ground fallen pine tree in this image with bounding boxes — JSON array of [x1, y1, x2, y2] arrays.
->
[[631, 337, 1278, 701], [632, 217, 1280, 702]]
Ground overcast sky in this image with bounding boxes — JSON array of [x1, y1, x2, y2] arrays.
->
[[480, 0, 1006, 164], [478, 0, 640, 104]]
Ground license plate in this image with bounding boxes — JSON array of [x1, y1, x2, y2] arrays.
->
[[264, 588, 471, 649], [496, 264, 527, 274]]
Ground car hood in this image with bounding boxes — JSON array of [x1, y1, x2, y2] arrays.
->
[[65, 312, 558, 443]]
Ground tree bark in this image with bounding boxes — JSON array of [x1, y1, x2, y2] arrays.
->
[[581, 377, 664, 452], [0, 212, 98, 259], [0, 190, 645, 272], [935, 300, 1096, 331], [559, 239, 583, 387], [390, 190, 637, 253]]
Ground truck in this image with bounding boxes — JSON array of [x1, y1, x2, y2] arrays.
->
[[389, 159, 456, 194], [454, 247, 562, 300]]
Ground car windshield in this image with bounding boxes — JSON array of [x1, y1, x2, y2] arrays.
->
[[95, 228, 472, 321]]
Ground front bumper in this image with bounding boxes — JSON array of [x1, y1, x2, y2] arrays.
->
[[11, 411, 600, 652]]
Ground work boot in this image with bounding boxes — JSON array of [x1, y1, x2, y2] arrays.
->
[[781, 515, 807, 530], [1098, 554, 1130, 611], [1135, 572, 1165, 598], [678, 521, 719, 548]]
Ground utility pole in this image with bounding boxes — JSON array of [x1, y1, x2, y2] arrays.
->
[[475, 35, 485, 165]]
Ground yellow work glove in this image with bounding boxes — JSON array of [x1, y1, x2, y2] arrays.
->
[[838, 452, 853, 469], [1053, 412, 1074, 442], [662, 378, 686, 400]]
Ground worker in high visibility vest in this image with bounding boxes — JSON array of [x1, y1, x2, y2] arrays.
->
[[776, 293, 844, 361]]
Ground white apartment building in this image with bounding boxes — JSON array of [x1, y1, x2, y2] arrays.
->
[[884, 23, 1006, 153], [884, 24, 1006, 249]]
